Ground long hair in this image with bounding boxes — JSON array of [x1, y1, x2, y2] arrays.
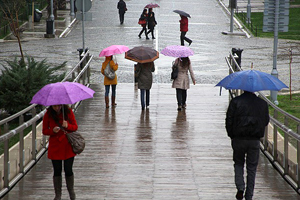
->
[[48, 105, 70, 123], [181, 57, 190, 68]]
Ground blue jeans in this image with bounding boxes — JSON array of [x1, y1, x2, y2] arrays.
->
[[140, 89, 150, 109], [231, 139, 260, 200], [105, 85, 116, 97]]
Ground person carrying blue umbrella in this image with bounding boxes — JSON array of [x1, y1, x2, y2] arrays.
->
[[216, 69, 288, 200]]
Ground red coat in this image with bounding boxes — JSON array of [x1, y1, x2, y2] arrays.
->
[[42, 108, 78, 160], [180, 16, 188, 32]]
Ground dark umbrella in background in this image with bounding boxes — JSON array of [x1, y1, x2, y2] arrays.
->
[[125, 46, 159, 63], [173, 10, 191, 18]]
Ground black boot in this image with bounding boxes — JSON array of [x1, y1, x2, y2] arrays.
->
[[53, 176, 62, 200], [66, 175, 76, 200]]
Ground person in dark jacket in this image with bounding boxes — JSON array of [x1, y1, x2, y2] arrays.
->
[[135, 62, 155, 110], [179, 15, 192, 46], [225, 91, 269, 200], [138, 9, 149, 39], [147, 8, 157, 39], [117, 0, 127, 24]]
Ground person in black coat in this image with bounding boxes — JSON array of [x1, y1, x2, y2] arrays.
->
[[138, 9, 149, 39], [147, 8, 157, 39], [117, 0, 127, 24], [226, 91, 269, 200]]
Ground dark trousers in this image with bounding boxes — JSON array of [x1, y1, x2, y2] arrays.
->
[[139, 26, 148, 38], [231, 139, 260, 200], [176, 88, 187, 106], [147, 28, 155, 38], [52, 157, 74, 177], [180, 31, 192, 46], [119, 12, 125, 24], [140, 89, 150, 108]]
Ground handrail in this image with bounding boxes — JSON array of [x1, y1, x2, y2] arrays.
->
[[0, 50, 93, 198], [225, 51, 300, 194]]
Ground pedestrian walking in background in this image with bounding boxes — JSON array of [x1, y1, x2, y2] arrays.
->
[[42, 105, 78, 200], [180, 15, 192, 46], [172, 57, 196, 111], [135, 62, 155, 110], [138, 9, 149, 39], [117, 0, 127, 24], [101, 56, 118, 108], [147, 8, 157, 39], [225, 91, 269, 200]]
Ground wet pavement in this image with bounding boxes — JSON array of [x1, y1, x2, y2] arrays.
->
[[1, 0, 300, 199], [3, 83, 300, 200], [0, 0, 299, 90]]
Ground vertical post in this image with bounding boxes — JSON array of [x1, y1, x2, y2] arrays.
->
[[19, 115, 24, 173], [82, 0, 85, 51], [230, 7, 234, 32], [247, 0, 251, 23], [70, 0, 75, 19], [50, 0, 54, 20], [271, 0, 279, 105]]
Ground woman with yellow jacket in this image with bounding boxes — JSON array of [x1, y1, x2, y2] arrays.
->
[[101, 56, 118, 108]]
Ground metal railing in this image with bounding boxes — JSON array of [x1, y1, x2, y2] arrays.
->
[[0, 50, 93, 198], [226, 52, 300, 194]]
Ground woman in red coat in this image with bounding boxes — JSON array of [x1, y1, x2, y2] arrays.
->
[[180, 15, 192, 46], [43, 104, 78, 200]]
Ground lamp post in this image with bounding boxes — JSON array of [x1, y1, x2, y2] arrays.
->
[[247, 0, 251, 24]]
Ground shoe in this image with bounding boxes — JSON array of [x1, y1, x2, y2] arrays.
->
[[182, 104, 186, 109], [188, 41, 192, 46], [177, 106, 182, 111], [152, 37, 155, 39], [235, 190, 243, 200], [146, 37, 149, 40], [138, 35, 141, 39], [142, 106, 145, 110]]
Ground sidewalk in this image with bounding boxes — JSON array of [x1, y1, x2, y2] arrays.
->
[[2, 7, 76, 42]]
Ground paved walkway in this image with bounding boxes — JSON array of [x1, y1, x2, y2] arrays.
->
[[3, 83, 300, 200]]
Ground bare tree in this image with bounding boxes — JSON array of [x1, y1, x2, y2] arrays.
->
[[0, 0, 25, 60]]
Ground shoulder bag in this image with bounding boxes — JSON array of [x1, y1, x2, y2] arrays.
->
[[104, 61, 116, 80], [171, 61, 179, 80], [66, 132, 85, 154]]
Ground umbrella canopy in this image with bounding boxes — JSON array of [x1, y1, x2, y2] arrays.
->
[[30, 81, 95, 106], [145, 3, 160, 8], [173, 10, 191, 18], [125, 46, 159, 63], [99, 45, 129, 57], [161, 45, 194, 58], [216, 69, 288, 92]]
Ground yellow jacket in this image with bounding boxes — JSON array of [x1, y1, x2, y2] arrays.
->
[[101, 57, 118, 85]]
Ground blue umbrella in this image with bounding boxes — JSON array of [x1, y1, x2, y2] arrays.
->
[[216, 69, 288, 92]]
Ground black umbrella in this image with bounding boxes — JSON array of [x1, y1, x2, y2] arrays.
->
[[173, 10, 191, 18]]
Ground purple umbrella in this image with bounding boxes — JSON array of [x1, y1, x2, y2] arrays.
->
[[99, 45, 129, 57], [30, 81, 95, 106], [161, 45, 194, 58], [145, 3, 160, 8]]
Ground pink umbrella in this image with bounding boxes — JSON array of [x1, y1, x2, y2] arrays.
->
[[30, 81, 95, 106], [145, 3, 160, 8], [99, 45, 129, 57], [161, 45, 194, 58]]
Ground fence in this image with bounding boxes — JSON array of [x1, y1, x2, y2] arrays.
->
[[226, 52, 300, 194], [0, 50, 93, 198]]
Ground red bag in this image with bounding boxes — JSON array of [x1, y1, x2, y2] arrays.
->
[[138, 19, 146, 25]]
